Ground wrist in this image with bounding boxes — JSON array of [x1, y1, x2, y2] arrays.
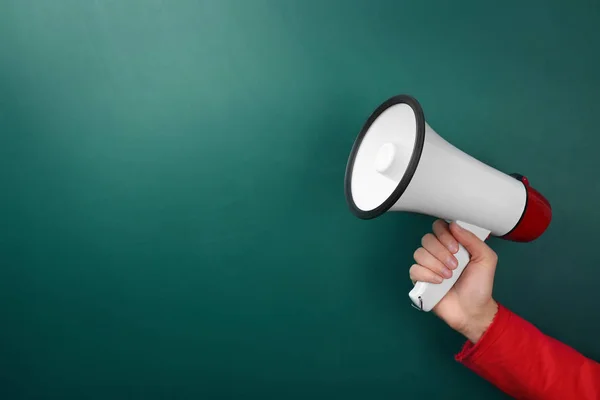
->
[[460, 299, 498, 343]]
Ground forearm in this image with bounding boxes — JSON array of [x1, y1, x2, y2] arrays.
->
[[456, 304, 600, 399]]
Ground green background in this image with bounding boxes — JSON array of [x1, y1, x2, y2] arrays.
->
[[1, 1, 599, 398]]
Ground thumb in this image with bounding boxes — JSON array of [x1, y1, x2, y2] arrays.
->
[[449, 222, 497, 264]]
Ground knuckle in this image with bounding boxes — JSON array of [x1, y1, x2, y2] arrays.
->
[[433, 218, 448, 229], [409, 265, 420, 280], [413, 248, 423, 259], [409, 264, 418, 274], [421, 233, 435, 247]]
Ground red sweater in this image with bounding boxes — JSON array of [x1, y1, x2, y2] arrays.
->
[[456, 304, 600, 399]]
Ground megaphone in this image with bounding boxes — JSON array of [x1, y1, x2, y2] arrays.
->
[[344, 95, 551, 312]]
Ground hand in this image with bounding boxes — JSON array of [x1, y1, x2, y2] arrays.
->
[[410, 220, 499, 343]]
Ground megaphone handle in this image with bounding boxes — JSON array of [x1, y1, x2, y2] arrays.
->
[[408, 221, 490, 312]]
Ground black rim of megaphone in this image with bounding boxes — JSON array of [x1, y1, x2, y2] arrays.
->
[[345, 94, 426, 220]]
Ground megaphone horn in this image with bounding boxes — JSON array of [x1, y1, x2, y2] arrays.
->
[[344, 95, 551, 312]]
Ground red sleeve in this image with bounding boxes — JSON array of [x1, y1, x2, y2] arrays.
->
[[456, 304, 600, 399]]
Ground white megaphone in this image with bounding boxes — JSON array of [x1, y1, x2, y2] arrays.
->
[[345, 95, 551, 312]]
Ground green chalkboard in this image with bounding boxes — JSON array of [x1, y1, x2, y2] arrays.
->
[[1, 1, 599, 398]]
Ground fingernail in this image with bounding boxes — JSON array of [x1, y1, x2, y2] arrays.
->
[[435, 275, 444, 284], [447, 257, 458, 269], [442, 268, 452, 278], [448, 243, 459, 254]]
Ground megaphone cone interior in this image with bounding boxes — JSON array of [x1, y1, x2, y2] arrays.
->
[[345, 95, 425, 220]]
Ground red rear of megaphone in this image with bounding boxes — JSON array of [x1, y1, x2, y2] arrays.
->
[[344, 95, 551, 311]]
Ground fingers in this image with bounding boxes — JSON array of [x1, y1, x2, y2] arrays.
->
[[410, 219, 498, 287], [410, 222, 460, 284], [413, 247, 453, 278], [421, 233, 458, 271], [414, 246, 453, 283], [432, 220, 459, 254], [449, 222, 498, 264], [410, 264, 443, 284]]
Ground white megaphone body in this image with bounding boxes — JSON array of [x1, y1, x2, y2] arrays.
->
[[345, 95, 551, 312]]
